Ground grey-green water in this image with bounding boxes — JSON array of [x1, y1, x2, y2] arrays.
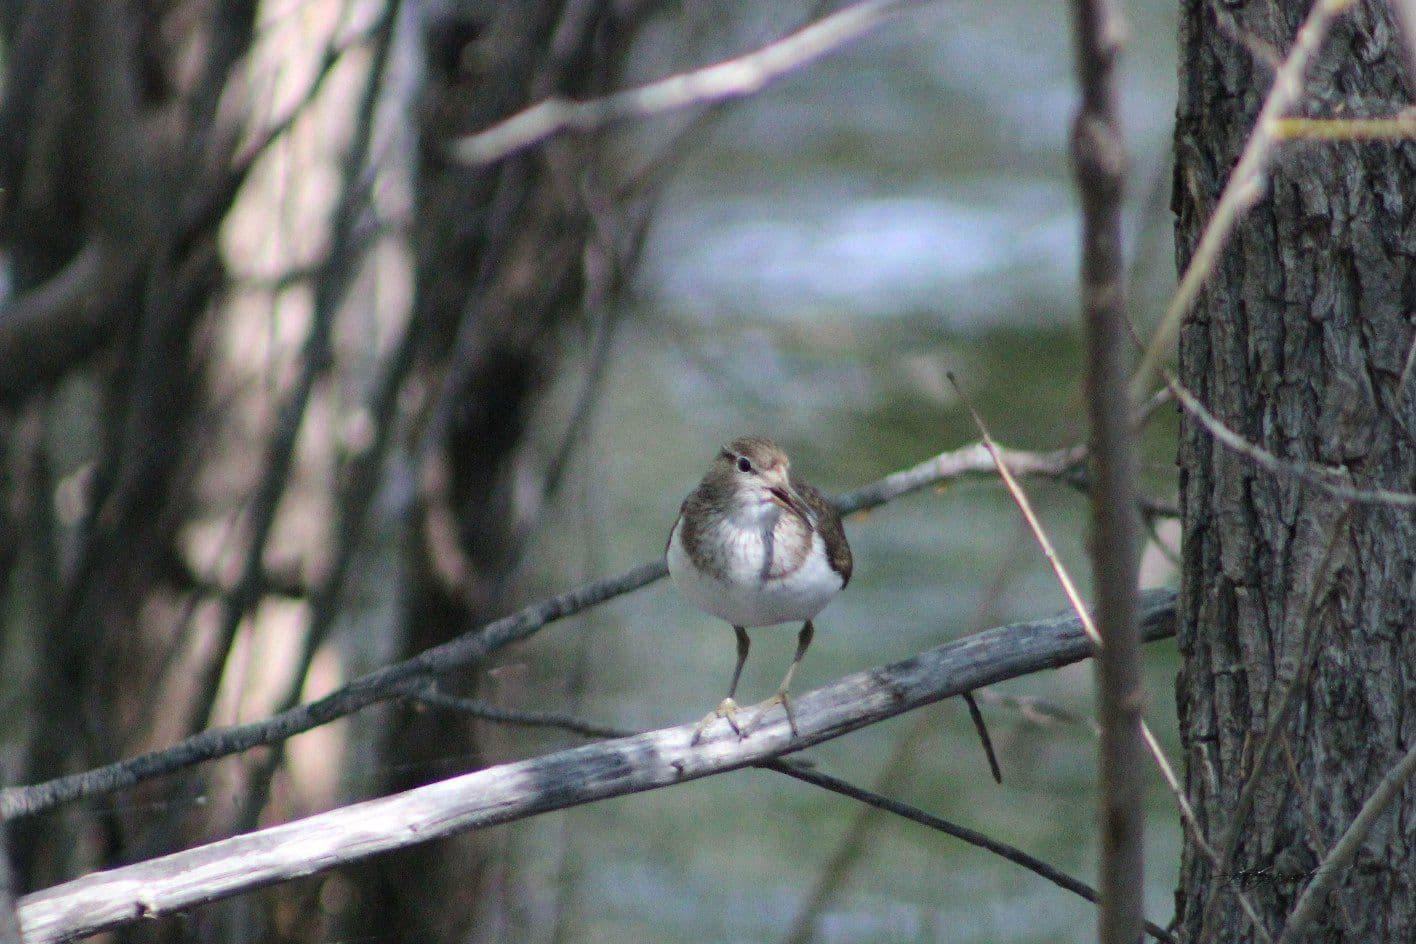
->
[[494, 2, 1184, 941]]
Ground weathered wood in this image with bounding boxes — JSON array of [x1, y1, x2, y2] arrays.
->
[[1174, 1, 1416, 940], [17, 589, 1176, 943]]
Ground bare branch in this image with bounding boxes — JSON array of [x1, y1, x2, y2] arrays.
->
[[1067, 0, 1145, 941], [767, 761, 1176, 944], [406, 682, 1158, 938], [0, 242, 137, 403], [449, 0, 922, 166], [1162, 370, 1416, 508], [1273, 739, 1416, 944], [1135, 0, 1356, 393], [0, 439, 1080, 820], [1272, 111, 1416, 140], [15, 590, 1178, 944]]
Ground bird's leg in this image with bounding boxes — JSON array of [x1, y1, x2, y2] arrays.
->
[[691, 626, 750, 744], [750, 621, 814, 738]]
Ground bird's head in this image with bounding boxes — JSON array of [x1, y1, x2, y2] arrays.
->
[[710, 435, 814, 526]]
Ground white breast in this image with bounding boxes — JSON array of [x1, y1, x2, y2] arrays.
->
[[667, 516, 844, 628]]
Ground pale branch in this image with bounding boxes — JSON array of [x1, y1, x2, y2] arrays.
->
[[765, 761, 1176, 944], [1273, 737, 1416, 944], [15, 590, 1178, 944], [1068, 1, 1146, 943], [1135, 0, 1355, 393], [1163, 369, 1416, 508], [0, 440, 1078, 821], [410, 686, 1154, 933], [449, 0, 922, 166], [413, 684, 1164, 935]]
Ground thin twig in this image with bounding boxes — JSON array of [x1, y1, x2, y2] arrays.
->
[[412, 688, 625, 740], [450, 0, 923, 166], [1272, 112, 1416, 140], [1067, 0, 1145, 940], [0, 439, 1081, 821], [1272, 738, 1416, 944], [1164, 370, 1416, 508], [950, 377, 1276, 943], [15, 591, 1179, 944], [765, 761, 1176, 944], [1134, 0, 1357, 394], [947, 375, 1099, 646]]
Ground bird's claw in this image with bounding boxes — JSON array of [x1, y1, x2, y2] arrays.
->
[[690, 697, 743, 744], [747, 690, 799, 739]]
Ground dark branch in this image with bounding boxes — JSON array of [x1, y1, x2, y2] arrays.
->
[[765, 761, 1175, 943], [0, 440, 1078, 821], [1068, 1, 1145, 942]]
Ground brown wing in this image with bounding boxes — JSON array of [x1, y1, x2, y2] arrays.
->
[[794, 478, 852, 587]]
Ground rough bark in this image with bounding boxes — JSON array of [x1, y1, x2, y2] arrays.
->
[[1173, 2, 1416, 942]]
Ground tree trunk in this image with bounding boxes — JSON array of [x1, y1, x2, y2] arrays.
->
[[1173, 2, 1416, 942]]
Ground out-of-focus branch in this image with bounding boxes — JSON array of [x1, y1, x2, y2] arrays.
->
[[0, 812, 20, 944], [1067, 2, 1144, 944], [0, 243, 135, 403], [449, 0, 922, 166], [0, 439, 1078, 820], [1272, 111, 1416, 139], [15, 590, 1178, 944]]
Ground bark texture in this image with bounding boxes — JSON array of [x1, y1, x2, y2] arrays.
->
[[1173, 2, 1416, 942]]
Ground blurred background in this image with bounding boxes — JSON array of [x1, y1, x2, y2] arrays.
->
[[0, 1, 1183, 941]]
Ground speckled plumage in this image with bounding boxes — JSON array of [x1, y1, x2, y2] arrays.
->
[[668, 436, 852, 740], [667, 436, 851, 627]]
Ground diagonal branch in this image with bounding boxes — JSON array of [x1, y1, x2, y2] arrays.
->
[[15, 590, 1178, 944], [1135, 0, 1356, 393], [0, 440, 1079, 821], [767, 762, 1176, 944], [449, 0, 922, 166], [1272, 737, 1416, 944], [406, 682, 1171, 941]]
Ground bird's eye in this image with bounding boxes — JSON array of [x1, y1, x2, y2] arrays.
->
[[736, 456, 753, 474]]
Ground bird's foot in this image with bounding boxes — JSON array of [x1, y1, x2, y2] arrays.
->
[[747, 689, 799, 739], [690, 697, 744, 745]]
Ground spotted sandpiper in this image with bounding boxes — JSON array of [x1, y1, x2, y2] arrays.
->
[[667, 435, 852, 743]]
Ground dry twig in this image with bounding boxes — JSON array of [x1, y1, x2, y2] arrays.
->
[[1135, 0, 1356, 392]]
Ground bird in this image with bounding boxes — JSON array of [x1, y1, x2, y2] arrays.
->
[[666, 435, 852, 743]]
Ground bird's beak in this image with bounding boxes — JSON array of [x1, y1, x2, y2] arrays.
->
[[765, 472, 813, 526]]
